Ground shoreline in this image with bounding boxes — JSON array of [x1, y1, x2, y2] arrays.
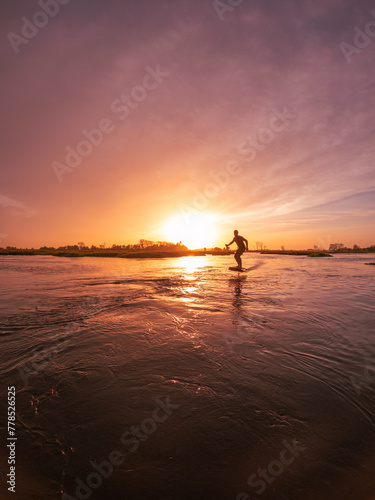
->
[[1, 249, 375, 259], [0, 249, 231, 259]]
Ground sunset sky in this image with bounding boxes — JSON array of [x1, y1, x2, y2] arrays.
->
[[1, 0, 375, 249]]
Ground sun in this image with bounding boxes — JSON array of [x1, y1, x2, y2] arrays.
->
[[162, 212, 218, 249]]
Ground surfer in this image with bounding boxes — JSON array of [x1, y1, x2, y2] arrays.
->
[[226, 230, 248, 269]]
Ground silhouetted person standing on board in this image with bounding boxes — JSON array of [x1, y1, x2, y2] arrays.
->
[[226, 230, 248, 269]]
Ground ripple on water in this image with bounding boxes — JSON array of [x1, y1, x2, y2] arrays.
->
[[1, 254, 375, 499]]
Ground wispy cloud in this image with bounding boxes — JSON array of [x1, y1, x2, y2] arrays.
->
[[0, 195, 36, 217], [1, 0, 374, 247]]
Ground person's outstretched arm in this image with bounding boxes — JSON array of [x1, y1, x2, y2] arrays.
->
[[226, 238, 235, 248]]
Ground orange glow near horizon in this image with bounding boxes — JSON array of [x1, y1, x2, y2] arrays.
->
[[161, 212, 218, 249]]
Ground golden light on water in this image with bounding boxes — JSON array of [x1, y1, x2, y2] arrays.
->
[[162, 213, 218, 249], [178, 256, 203, 275]]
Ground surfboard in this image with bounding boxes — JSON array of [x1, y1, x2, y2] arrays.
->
[[229, 266, 247, 272], [229, 262, 264, 273]]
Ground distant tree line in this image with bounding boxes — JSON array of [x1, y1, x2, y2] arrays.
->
[[0, 240, 190, 255], [35, 240, 189, 252], [328, 243, 375, 252], [1, 241, 375, 255]]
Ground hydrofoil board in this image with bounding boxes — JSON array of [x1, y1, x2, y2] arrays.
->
[[229, 266, 248, 272]]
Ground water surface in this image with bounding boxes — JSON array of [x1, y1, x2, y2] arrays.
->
[[1, 254, 375, 499]]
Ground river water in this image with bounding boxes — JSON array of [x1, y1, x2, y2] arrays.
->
[[1, 253, 375, 500]]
